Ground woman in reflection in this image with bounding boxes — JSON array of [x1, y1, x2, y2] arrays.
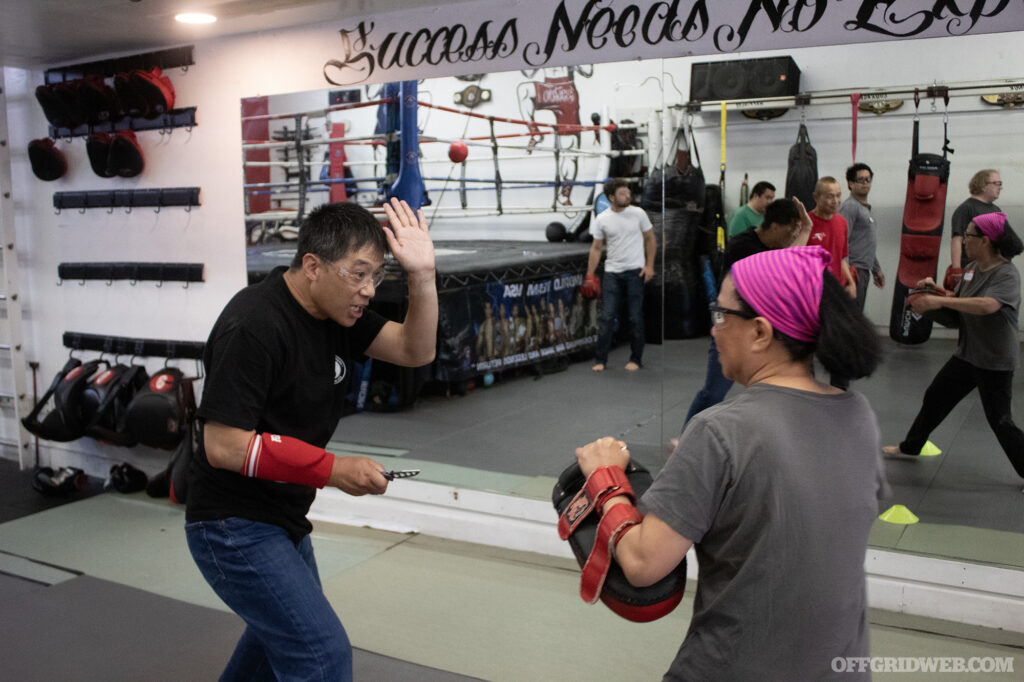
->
[[884, 212, 1024, 482], [575, 247, 886, 680]]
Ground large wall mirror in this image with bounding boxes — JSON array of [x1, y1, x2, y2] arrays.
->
[[240, 41, 1024, 572], [240, 58, 682, 498]]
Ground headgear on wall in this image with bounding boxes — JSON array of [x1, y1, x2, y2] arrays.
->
[[115, 67, 175, 119], [28, 138, 67, 181], [87, 130, 144, 178]]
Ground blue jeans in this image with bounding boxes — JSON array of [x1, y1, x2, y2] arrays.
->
[[185, 518, 352, 682], [595, 269, 645, 365], [685, 337, 733, 424]]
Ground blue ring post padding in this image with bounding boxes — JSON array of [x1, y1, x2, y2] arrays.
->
[[390, 80, 425, 211]]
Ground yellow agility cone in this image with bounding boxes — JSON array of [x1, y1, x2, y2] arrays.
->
[[918, 441, 942, 456], [879, 505, 919, 524]]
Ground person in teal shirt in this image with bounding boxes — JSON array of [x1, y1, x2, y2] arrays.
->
[[727, 181, 775, 238]]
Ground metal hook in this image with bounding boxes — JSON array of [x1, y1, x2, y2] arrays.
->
[[79, 278, 86, 286], [57, 278, 63, 286], [55, 207, 62, 215], [107, 206, 114, 214], [181, 65, 189, 74], [125, 205, 132, 214], [182, 280, 190, 290], [78, 207, 87, 214], [129, 279, 137, 286], [155, 279, 163, 288], [106, 278, 113, 286]]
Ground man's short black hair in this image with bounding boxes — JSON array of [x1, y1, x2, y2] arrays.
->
[[751, 181, 775, 197], [845, 163, 873, 183], [289, 202, 388, 269], [762, 198, 801, 229], [603, 178, 631, 198]]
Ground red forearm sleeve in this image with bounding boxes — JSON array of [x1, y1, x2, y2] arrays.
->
[[240, 432, 334, 488]]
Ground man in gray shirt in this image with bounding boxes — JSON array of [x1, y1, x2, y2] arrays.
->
[[839, 163, 885, 311]]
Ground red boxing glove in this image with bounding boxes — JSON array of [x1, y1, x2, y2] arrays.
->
[[580, 274, 602, 299], [241, 432, 334, 488], [943, 266, 963, 291]]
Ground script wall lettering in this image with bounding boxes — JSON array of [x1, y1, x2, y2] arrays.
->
[[320, 0, 1024, 86]]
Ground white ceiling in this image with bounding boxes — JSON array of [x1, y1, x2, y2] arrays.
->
[[0, 0, 453, 69]]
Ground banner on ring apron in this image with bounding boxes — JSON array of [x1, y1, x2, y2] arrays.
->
[[435, 268, 596, 382]]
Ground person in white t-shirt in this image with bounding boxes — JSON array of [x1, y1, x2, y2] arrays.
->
[[584, 178, 655, 371]]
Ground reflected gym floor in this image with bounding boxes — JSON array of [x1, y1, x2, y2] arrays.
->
[[1, 336, 1023, 679], [336, 336, 1024, 569]]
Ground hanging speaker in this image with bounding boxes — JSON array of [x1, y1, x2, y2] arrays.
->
[[690, 57, 800, 102]]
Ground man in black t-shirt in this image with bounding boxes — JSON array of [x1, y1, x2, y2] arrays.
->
[[682, 198, 811, 426], [185, 198, 437, 682]]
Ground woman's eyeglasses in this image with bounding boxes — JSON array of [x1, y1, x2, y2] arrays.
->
[[709, 303, 757, 326]]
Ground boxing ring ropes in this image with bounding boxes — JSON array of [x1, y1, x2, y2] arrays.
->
[[240, 81, 647, 237]]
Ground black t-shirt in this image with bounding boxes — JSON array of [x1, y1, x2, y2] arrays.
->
[[186, 267, 387, 541], [951, 197, 1001, 268], [724, 227, 771, 271]]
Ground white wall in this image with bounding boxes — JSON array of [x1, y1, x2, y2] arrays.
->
[[3, 20, 1022, 475]]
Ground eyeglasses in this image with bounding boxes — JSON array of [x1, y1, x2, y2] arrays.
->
[[709, 302, 757, 326], [337, 264, 386, 289], [987, 181, 1003, 187], [852, 177, 872, 184], [963, 232, 983, 240]]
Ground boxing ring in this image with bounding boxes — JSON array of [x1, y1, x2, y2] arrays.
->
[[248, 239, 593, 397], [240, 79, 658, 407]]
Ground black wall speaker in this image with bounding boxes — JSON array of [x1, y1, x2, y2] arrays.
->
[[690, 57, 800, 102]]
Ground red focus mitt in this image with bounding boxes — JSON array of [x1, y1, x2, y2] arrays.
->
[[580, 274, 601, 299], [943, 266, 963, 291], [553, 461, 687, 623]]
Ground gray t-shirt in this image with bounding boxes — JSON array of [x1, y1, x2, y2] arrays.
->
[[839, 197, 880, 273], [641, 384, 887, 681], [951, 198, 1001, 268], [955, 260, 1020, 371]]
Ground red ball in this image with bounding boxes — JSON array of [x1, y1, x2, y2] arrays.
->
[[448, 140, 468, 163]]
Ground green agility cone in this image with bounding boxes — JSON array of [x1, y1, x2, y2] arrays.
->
[[879, 505, 919, 525]]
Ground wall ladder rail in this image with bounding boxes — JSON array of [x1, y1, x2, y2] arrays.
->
[[0, 69, 33, 469]]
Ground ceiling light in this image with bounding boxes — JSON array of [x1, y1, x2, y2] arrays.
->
[[175, 12, 217, 24]]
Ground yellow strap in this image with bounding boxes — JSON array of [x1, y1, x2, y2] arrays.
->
[[718, 102, 727, 250], [720, 102, 727, 171]]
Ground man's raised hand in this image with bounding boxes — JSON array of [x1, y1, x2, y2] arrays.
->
[[382, 198, 435, 275]]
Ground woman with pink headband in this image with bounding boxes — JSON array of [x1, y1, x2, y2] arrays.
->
[[885, 212, 1024, 483], [573, 246, 884, 679]]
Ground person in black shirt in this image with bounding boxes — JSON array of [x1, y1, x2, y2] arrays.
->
[[682, 198, 811, 426], [185, 198, 437, 682]]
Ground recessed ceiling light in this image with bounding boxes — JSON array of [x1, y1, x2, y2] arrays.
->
[[175, 12, 217, 24]]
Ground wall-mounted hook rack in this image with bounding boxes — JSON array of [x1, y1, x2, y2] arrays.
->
[[63, 331, 205, 360], [49, 106, 198, 139], [53, 187, 200, 212], [57, 262, 204, 285], [44, 45, 195, 84]]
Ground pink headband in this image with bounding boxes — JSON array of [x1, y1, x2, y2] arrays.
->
[[730, 246, 831, 343], [972, 212, 1007, 241]]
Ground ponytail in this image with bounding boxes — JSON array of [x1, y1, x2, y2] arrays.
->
[[815, 272, 882, 379], [735, 271, 882, 380], [996, 223, 1024, 259]]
